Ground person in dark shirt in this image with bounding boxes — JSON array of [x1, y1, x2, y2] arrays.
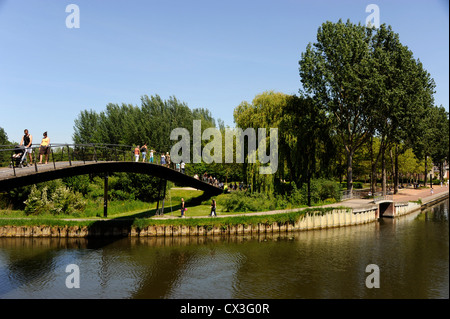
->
[[19, 129, 33, 165]]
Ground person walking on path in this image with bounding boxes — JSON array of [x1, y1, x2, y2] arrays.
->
[[38, 132, 50, 164], [210, 199, 217, 217], [19, 129, 33, 165], [180, 198, 186, 218], [134, 145, 140, 162]]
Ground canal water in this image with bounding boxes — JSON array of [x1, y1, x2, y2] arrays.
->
[[0, 199, 448, 299]]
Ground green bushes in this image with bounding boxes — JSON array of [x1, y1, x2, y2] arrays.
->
[[223, 192, 279, 212], [223, 179, 341, 213], [340, 181, 363, 189], [24, 184, 86, 216]]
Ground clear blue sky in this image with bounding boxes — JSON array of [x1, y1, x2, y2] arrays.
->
[[0, 0, 448, 144]]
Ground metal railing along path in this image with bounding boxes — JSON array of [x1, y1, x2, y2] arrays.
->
[[373, 191, 394, 203]]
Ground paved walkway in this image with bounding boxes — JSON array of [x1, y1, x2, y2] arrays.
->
[[154, 185, 449, 220], [391, 185, 449, 203]]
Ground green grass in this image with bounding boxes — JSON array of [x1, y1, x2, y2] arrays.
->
[[0, 186, 352, 229], [131, 206, 351, 229], [0, 218, 97, 227]]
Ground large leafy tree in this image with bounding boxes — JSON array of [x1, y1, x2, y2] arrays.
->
[[368, 24, 435, 194], [414, 105, 449, 185], [299, 20, 376, 192], [0, 127, 12, 165], [299, 20, 437, 194]]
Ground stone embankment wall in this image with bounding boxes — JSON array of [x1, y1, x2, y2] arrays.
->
[[394, 202, 422, 217], [2, 193, 448, 238], [0, 208, 378, 238]]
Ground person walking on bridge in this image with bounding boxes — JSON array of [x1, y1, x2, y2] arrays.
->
[[38, 131, 50, 164], [141, 144, 147, 162], [149, 148, 154, 163], [19, 129, 33, 165], [134, 145, 140, 162]]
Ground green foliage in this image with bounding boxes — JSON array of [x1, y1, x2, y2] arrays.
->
[[222, 179, 341, 212], [49, 186, 86, 215], [0, 127, 12, 166], [23, 185, 50, 215], [23, 184, 86, 216], [223, 192, 278, 212], [62, 175, 91, 195], [298, 20, 437, 191]]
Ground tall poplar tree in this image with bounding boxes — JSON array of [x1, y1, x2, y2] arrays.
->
[[299, 20, 376, 192]]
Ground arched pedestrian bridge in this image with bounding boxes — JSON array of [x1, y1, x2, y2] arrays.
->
[[0, 143, 223, 195]]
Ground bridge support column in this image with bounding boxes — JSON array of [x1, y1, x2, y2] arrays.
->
[[161, 179, 167, 215], [104, 173, 108, 218], [156, 178, 167, 216]]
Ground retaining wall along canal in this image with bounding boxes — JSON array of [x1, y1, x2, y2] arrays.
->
[[0, 194, 447, 238], [0, 207, 377, 238]]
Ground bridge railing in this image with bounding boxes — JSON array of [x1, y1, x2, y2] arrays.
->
[[0, 143, 225, 191], [341, 190, 364, 200], [373, 191, 394, 203], [1, 143, 136, 175]]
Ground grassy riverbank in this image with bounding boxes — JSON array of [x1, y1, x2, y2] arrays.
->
[[0, 187, 344, 229], [0, 206, 348, 230]]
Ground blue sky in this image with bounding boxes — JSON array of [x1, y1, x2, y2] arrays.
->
[[0, 0, 448, 144]]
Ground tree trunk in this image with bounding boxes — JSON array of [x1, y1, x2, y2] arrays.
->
[[424, 154, 428, 187], [346, 149, 353, 193], [370, 137, 374, 195], [307, 173, 311, 207], [381, 146, 387, 196], [394, 144, 399, 194]]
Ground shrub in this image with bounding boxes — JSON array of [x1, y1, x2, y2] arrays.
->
[[50, 186, 86, 215], [23, 184, 86, 216], [223, 192, 277, 212], [24, 185, 50, 215]]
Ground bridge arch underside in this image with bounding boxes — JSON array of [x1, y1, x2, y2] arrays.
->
[[378, 201, 394, 218], [0, 162, 223, 196]]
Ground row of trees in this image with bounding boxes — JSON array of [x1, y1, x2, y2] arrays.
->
[[72, 95, 248, 183], [2, 20, 447, 209], [234, 20, 448, 198], [73, 95, 217, 152]]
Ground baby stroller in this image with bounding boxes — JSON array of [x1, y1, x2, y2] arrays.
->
[[10, 145, 28, 168]]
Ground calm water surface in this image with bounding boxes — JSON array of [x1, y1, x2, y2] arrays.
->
[[0, 199, 448, 299]]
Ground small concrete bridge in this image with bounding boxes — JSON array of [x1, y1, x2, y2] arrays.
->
[[373, 192, 395, 217]]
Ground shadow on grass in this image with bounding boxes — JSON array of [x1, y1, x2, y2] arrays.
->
[[85, 190, 216, 238]]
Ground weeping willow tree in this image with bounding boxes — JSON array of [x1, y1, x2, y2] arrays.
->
[[233, 91, 287, 194]]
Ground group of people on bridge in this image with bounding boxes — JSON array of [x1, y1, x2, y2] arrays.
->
[[17, 129, 51, 165], [133, 144, 186, 173]]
